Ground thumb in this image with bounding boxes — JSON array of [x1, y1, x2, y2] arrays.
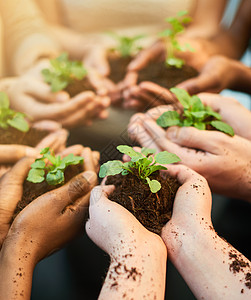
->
[[177, 73, 216, 95], [166, 126, 225, 154]]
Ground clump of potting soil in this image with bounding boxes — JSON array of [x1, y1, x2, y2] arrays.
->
[[100, 145, 181, 234]]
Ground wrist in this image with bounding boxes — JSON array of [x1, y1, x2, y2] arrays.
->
[[162, 218, 213, 264]]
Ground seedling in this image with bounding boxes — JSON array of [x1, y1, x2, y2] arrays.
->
[[99, 145, 180, 193], [159, 10, 194, 68], [157, 87, 234, 136], [107, 32, 145, 57], [42, 52, 87, 92], [27, 147, 83, 185], [0, 91, 29, 132]]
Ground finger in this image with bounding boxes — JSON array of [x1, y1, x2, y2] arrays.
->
[[59, 145, 84, 157], [85, 49, 110, 77], [89, 185, 115, 209], [165, 126, 228, 154], [31, 120, 62, 132], [82, 148, 95, 172], [139, 82, 177, 105], [0, 157, 34, 228], [0, 145, 39, 163], [160, 164, 212, 217], [87, 70, 107, 96], [176, 74, 217, 95], [141, 119, 212, 163], [37, 171, 97, 212], [128, 121, 162, 151], [35, 129, 68, 151], [23, 78, 70, 103], [122, 71, 138, 88], [92, 151, 100, 172], [128, 41, 165, 71], [145, 105, 175, 121]]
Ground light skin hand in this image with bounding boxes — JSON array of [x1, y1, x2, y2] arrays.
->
[[123, 81, 178, 111], [86, 185, 167, 300], [128, 115, 251, 201], [161, 165, 251, 299], [7, 76, 109, 128]]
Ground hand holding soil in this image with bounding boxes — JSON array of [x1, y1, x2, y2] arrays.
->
[[0, 165, 97, 300], [86, 185, 167, 300], [128, 113, 251, 201], [161, 165, 251, 299]]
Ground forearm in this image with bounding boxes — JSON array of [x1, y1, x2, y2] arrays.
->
[[99, 238, 167, 300], [168, 224, 251, 299], [0, 239, 36, 300], [50, 25, 108, 60]]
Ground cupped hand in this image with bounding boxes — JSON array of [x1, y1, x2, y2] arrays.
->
[[0, 145, 99, 249], [160, 164, 212, 252], [177, 55, 244, 95], [128, 115, 251, 201], [7, 76, 110, 128], [123, 81, 178, 111], [86, 185, 164, 257]]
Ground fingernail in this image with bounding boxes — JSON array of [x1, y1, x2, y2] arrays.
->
[[56, 92, 69, 102], [25, 147, 39, 157], [166, 127, 178, 141]]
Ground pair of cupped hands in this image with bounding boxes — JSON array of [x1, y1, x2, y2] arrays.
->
[[0, 140, 212, 270]]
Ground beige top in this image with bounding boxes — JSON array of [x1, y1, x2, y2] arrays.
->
[[0, 0, 60, 76]]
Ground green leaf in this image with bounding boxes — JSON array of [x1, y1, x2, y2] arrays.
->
[[170, 87, 191, 109], [190, 111, 207, 119], [27, 168, 45, 183], [40, 147, 50, 155], [148, 165, 167, 174], [210, 120, 235, 136], [99, 160, 123, 178], [183, 118, 193, 127], [194, 122, 206, 130], [156, 111, 180, 128], [46, 170, 64, 185], [62, 153, 83, 166], [166, 57, 184, 68], [177, 10, 188, 17], [7, 114, 29, 132], [117, 145, 143, 161], [190, 95, 204, 111], [0, 91, 9, 108], [31, 160, 46, 169], [141, 147, 156, 156], [155, 151, 181, 164], [146, 177, 161, 193], [158, 28, 172, 37]]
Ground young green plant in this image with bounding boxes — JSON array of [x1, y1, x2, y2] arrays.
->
[[107, 32, 145, 57], [42, 52, 87, 92], [99, 145, 180, 193], [159, 10, 194, 68], [157, 87, 234, 136], [27, 147, 83, 185], [0, 91, 29, 132]]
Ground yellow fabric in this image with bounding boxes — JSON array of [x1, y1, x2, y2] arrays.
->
[[0, 16, 3, 77], [36, 0, 196, 34], [0, 0, 60, 75]]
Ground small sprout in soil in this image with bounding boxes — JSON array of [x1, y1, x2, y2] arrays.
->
[[157, 87, 235, 136], [107, 32, 145, 57], [159, 10, 194, 68], [99, 145, 180, 193], [27, 147, 83, 185], [0, 91, 29, 132], [42, 52, 87, 92]]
